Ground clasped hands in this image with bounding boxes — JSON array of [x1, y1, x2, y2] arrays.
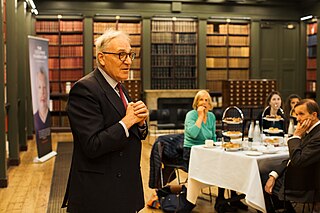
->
[[123, 100, 149, 129]]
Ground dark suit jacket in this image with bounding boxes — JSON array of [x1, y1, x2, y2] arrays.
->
[[274, 123, 320, 202], [63, 69, 148, 213]]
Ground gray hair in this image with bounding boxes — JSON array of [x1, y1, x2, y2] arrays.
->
[[95, 29, 130, 67]]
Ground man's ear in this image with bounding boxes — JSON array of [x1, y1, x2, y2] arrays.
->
[[98, 53, 105, 66], [311, 111, 318, 120]]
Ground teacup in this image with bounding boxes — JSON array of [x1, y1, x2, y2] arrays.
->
[[205, 139, 214, 147]]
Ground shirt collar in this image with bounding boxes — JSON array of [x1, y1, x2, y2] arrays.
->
[[306, 120, 320, 134], [98, 67, 118, 89]]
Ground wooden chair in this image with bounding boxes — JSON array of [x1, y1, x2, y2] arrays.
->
[[283, 163, 320, 212]]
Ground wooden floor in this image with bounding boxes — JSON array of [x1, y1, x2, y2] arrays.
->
[[0, 133, 255, 213]]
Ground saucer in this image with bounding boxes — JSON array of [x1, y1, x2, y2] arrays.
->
[[245, 151, 263, 156]]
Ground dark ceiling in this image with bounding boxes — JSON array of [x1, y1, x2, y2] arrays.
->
[[32, 0, 319, 12]]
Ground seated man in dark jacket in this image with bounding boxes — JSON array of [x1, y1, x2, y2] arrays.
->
[[262, 99, 320, 212]]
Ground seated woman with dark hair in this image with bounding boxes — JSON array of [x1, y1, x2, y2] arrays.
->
[[259, 91, 285, 136]]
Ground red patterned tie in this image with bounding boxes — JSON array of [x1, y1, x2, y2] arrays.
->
[[117, 83, 127, 109]]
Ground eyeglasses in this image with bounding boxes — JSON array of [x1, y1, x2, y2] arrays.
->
[[102, 51, 136, 62]]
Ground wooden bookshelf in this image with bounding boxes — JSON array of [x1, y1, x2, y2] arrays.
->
[[35, 17, 84, 129], [93, 16, 142, 102], [305, 20, 317, 99], [151, 16, 198, 89], [206, 18, 250, 92]]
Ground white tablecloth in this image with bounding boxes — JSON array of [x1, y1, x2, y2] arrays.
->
[[187, 145, 289, 213]]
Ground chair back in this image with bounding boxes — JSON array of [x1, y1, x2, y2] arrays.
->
[[283, 163, 320, 203]]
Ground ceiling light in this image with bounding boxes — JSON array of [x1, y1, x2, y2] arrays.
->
[[300, 15, 313, 21]]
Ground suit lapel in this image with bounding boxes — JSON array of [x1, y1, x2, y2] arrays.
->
[[93, 69, 140, 138], [93, 69, 125, 116], [301, 124, 320, 148]]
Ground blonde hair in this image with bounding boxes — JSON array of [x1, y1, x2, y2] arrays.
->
[[95, 29, 130, 67], [192, 90, 213, 110]]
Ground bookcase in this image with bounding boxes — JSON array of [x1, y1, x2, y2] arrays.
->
[[206, 18, 250, 92], [93, 15, 142, 102], [306, 19, 317, 99], [35, 17, 84, 129], [151, 16, 198, 89]]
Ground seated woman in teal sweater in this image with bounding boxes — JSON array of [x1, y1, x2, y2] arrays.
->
[[183, 90, 248, 213], [183, 90, 216, 170]]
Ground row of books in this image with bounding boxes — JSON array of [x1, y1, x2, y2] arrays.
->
[[206, 69, 250, 80], [51, 116, 69, 127], [206, 58, 249, 68], [49, 69, 83, 81], [50, 82, 62, 93], [152, 33, 197, 43], [207, 70, 228, 80], [307, 34, 317, 46], [152, 56, 196, 66], [152, 21, 197, 32], [36, 21, 60, 32], [207, 35, 249, 46], [151, 44, 196, 55], [51, 99, 67, 110], [49, 46, 59, 57], [36, 20, 83, 32], [39, 35, 59, 45], [131, 47, 141, 57], [49, 58, 83, 69], [94, 22, 141, 34], [60, 58, 83, 69], [60, 21, 83, 32], [60, 46, 83, 57], [307, 23, 317, 35], [206, 36, 227, 45], [306, 70, 317, 81], [206, 47, 249, 57], [131, 59, 141, 69], [207, 24, 249, 35], [61, 35, 83, 45], [307, 58, 317, 69], [307, 46, 317, 58], [93, 22, 116, 32], [151, 67, 196, 78], [151, 79, 197, 89], [50, 82, 76, 93], [306, 81, 317, 92]]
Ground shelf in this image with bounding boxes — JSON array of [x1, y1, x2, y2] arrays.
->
[[151, 17, 198, 89], [36, 17, 84, 130], [305, 20, 318, 97], [206, 19, 251, 92]]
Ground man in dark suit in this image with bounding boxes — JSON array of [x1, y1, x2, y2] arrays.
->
[[62, 29, 149, 213], [262, 99, 320, 212]]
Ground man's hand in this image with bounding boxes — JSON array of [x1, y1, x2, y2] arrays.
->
[[132, 101, 149, 126], [294, 119, 312, 137], [265, 176, 276, 194], [122, 101, 148, 129]]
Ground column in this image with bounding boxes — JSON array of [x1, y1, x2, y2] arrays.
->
[[6, 0, 20, 165]]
